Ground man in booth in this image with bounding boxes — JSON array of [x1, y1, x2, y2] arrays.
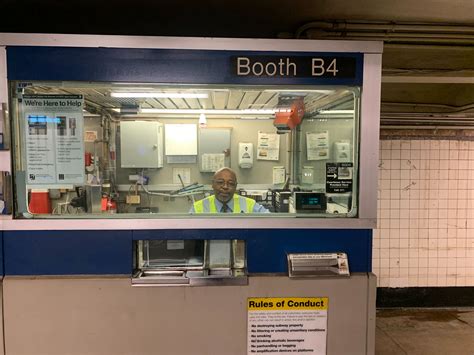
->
[[190, 167, 269, 213]]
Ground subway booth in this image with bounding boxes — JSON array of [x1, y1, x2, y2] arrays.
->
[[0, 34, 382, 355]]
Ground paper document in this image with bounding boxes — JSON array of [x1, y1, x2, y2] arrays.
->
[[307, 131, 329, 160], [202, 153, 225, 172], [257, 132, 280, 161]]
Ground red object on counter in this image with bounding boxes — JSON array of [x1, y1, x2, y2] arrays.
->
[[29, 190, 52, 214], [107, 199, 117, 213], [85, 152, 92, 166], [101, 197, 117, 213], [101, 197, 107, 211]]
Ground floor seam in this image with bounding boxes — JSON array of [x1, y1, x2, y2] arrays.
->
[[376, 325, 408, 355], [454, 312, 474, 329], [458, 320, 474, 329]]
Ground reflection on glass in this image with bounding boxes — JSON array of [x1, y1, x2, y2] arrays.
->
[[12, 82, 360, 218]]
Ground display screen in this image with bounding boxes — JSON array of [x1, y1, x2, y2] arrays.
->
[[295, 192, 327, 211]]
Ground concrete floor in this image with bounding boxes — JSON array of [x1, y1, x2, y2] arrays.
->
[[375, 308, 474, 355]]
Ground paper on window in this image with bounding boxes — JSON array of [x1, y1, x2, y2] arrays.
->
[[307, 131, 329, 160], [257, 132, 280, 161]]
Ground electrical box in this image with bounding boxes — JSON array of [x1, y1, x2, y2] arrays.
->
[[120, 121, 163, 168], [238, 143, 253, 168], [198, 128, 232, 172]]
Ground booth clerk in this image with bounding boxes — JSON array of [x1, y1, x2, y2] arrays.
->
[[190, 167, 269, 214]]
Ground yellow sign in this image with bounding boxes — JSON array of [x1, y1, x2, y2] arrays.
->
[[247, 297, 328, 311]]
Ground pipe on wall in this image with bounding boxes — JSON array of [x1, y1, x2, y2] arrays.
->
[[296, 20, 474, 46]]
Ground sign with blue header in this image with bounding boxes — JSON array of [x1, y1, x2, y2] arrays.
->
[[7, 47, 363, 86]]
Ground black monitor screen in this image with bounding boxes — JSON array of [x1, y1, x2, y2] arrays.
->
[[295, 193, 327, 211]]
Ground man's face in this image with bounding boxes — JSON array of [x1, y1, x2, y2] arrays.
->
[[212, 170, 237, 203]]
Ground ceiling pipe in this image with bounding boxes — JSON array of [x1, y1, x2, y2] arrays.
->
[[382, 76, 474, 84], [381, 125, 474, 129], [296, 21, 474, 35], [382, 102, 474, 113], [380, 111, 474, 128], [296, 20, 474, 46]]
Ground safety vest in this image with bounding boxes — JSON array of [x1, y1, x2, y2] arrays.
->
[[193, 194, 256, 213]]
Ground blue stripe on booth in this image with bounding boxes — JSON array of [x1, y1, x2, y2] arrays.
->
[[4, 229, 371, 275], [4, 230, 132, 275]]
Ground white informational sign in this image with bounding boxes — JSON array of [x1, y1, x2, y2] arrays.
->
[[257, 132, 280, 161], [272, 166, 286, 185], [307, 131, 329, 160], [22, 95, 85, 186], [247, 297, 328, 355], [201, 153, 225, 172]]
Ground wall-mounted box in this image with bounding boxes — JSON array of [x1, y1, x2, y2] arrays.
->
[[165, 124, 197, 156], [120, 121, 163, 168]]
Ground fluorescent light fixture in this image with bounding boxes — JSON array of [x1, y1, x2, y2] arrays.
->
[[110, 92, 208, 99], [264, 89, 333, 95], [139, 109, 284, 115], [112, 108, 291, 116], [318, 110, 354, 114]]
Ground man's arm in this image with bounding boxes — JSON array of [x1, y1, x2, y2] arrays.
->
[[252, 202, 270, 213]]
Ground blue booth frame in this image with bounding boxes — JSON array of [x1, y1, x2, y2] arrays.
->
[[2, 45, 372, 276]]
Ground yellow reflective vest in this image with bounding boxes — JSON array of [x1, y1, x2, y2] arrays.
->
[[193, 194, 256, 213]]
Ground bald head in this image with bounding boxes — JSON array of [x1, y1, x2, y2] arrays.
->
[[213, 167, 236, 180]]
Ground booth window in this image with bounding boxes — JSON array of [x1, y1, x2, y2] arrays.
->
[[9, 81, 360, 218]]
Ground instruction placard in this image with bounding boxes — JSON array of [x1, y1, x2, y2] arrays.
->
[[306, 131, 329, 160], [326, 162, 353, 193], [22, 95, 84, 185], [257, 132, 280, 161], [247, 297, 328, 354]]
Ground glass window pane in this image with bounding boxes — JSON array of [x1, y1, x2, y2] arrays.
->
[[10, 81, 360, 219]]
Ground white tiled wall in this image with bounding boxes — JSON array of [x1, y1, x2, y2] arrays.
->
[[373, 139, 474, 287]]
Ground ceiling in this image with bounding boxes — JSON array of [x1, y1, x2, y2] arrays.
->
[[24, 84, 354, 118], [1, 0, 473, 127]]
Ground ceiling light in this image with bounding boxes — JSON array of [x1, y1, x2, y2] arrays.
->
[[264, 89, 333, 95], [318, 110, 354, 114], [139, 109, 280, 115], [199, 113, 207, 127], [110, 92, 209, 99]]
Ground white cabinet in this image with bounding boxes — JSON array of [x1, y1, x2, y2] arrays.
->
[[120, 121, 163, 168]]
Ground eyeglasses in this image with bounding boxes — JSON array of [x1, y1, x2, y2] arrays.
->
[[213, 179, 237, 188]]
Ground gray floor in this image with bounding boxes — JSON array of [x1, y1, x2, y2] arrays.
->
[[376, 308, 474, 355]]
